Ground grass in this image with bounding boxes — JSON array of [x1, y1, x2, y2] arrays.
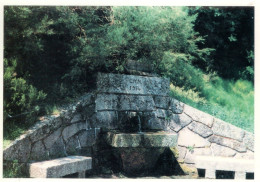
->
[[170, 76, 254, 133]]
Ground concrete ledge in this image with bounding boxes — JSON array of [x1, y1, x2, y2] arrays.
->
[[30, 156, 92, 178], [195, 155, 254, 179]]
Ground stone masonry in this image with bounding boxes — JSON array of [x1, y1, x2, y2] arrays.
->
[[3, 72, 254, 177]]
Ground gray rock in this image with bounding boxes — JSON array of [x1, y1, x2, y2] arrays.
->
[[29, 119, 53, 143], [30, 140, 49, 161], [168, 113, 192, 132], [184, 148, 212, 164], [71, 113, 83, 123], [211, 143, 236, 157], [178, 128, 211, 148], [184, 104, 214, 127], [3, 135, 32, 162], [82, 104, 95, 120], [208, 135, 247, 152], [49, 137, 66, 158], [79, 93, 95, 107], [193, 147, 212, 156], [169, 98, 184, 114], [146, 116, 167, 130], [62, 122, 86, 142], [95, 94, 119, 111], [212, 118, 245, 142], [44, 127, 63, 149], [235, 150, 254, 160], [78, 129, 98, 147], [185, 147, 212, 164], [243, 131, 254, 152], [155, 109, 168, 118], [188, 121, 213, 138], [153, 96, 170, 109], [95, 111, 117, 129], [119, 95, 155, 111], [65, 135, 81, 155], [97, 73, 170, 96], [176, 146, 187, 162], [184, 151, 195, 164]]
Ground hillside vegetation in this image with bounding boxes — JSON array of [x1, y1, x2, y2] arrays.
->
[[3, 6, 254, 141]]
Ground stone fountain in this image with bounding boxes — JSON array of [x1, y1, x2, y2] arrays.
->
[[92, 60, 179, 176]]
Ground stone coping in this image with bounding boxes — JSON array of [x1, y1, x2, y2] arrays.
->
[[195, 155, 254, 172], [105, 131, 178, 148], [97, 72, 170, 96]]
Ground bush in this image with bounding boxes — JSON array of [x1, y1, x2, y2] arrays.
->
[[159, 52, 205, 93], [4, 59, 46, 136]]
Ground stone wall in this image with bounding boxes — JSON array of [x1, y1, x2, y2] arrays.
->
[[3, 93, 98, 164], [3, 73, 254, 176]]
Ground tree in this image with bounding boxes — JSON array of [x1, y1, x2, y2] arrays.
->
[[189, 7, 254, 82]]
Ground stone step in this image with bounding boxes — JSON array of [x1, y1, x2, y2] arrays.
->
[[194, 155, 254, 179], [29, 156, 92, 178]]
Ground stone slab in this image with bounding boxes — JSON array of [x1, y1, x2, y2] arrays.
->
[[65, 135, 81, 155], [169, 98, 184, 114], [235, 171, 246, 180], [205, 169, 216, 179], [235, 150, 254, 160], [188, 121, 213, 138], [155, 109, 168, 118], [30, 140, 48, 161], [119, 95, 155, 111], [153, 96, 170, 109], [95, 94, 119, 111], [210, 143, 236, 157], [106, 131, 178, 148], [71, 114, 83, 123], [62, 122, 86, 142], [44, 127, 63, 149], [243, 131, 254, 152], [194, 155, 254, 172], [29, 156, 92, 178], [212, 118, 245, 142], [208, 135, 247, 152], [78, 129, 97, 148], [49, 137, 66, 158], [175, 146, 187, 162], [97, 73, 170, 96], [146, 117, 167, 131], [184, 147, 212, 164], [177, 128, 211, 148], [29, 116, 62, 143], [95, 111, 117, 129], [3, 135, 32, 162], [168, 113, 192, 132], [184, 104, 214, 127]]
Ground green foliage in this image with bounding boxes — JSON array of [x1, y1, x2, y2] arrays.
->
[[3, 160, 28, 178], [107, 7, 212, 71], [4, 59, 46, 139], [189, 7, 254, 82], [159, 52, 205, 92], [4, 6, 254, 140], [170, 76, 254, 133]]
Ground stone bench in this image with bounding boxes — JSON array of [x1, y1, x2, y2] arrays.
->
[[29, 156, 92, 178], [194, 155, 254, 179]]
